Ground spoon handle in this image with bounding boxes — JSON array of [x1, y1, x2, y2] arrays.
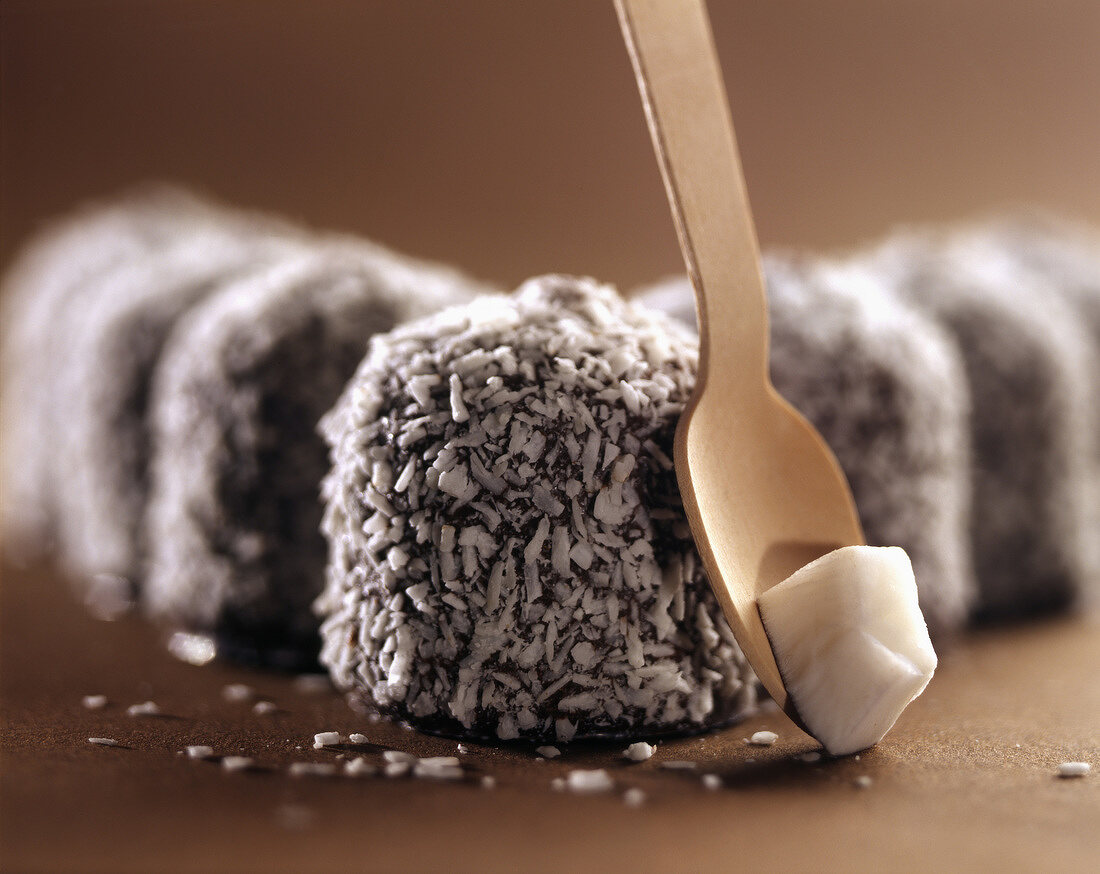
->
[[615, 0, 768, 393]]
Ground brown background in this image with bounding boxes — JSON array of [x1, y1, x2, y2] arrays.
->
[[2, 2, 1099, 872], [2, 0, 1099, 291]]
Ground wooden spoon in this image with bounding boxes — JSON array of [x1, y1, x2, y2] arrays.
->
[[614, 0, 865, 722]]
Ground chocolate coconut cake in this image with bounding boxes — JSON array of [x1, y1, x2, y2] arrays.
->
[[0, 186, 235, 560], [877, 229, 1094, 620], [317, 275, 758, 741], [956, 216, 1100, 598], [636, 254, 976, 637], [53, 224, 307, 587], [144, 244, 488, 668]]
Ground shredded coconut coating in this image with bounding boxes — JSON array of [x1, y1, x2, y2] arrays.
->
[[317, 275, 757, 742]]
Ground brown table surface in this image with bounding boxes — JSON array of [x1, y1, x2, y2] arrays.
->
[[1, 559, 1097, 874]]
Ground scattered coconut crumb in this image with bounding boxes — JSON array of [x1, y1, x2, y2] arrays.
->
[[701, 773, 722, 790], [535, 745, 561, 759], [344, 758, 377, 777], [293, 674, 331, 694], [418, 756, 460, 768], [253, 701, 277, 715], [623, 787, 647, 808], [87, 737, 118, 747], [566, 769, 614, 794], [82, 695, 108, 710], [457, 744, 469, 754], [480, 775, 496, 789], [221, 756, 254, 772], [186, 745, 214, 760], [384, 761, 411, 778], [382, 750, 416, 764], [313, 731, 343, 749], [623, 741, 655, 762], [222, 683, 254, 702], [799, 752, 821, 763], [414, 759, 464, 781], [748, 731, 778, 746], [1057, 762, 1090, 778], [289, 762, 336, 778], [166, 631, 215, 666], [659, 760, 697, 771], [854, 775, 873, 789], [126, 701, 160, 717]]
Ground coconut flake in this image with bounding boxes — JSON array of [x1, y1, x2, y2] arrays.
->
[[222, 684, 254, 702], [623, 741, 655, 762], [313, 731, 344, 749], [186, 745, 214, 759], [1057, 762, 1091, 778]]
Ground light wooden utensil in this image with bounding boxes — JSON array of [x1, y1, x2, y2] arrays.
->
[[615, 0, 865, 721]]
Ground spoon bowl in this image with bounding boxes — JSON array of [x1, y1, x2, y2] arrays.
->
[[677, 379, 863, 713], [616, 0, 864, 718]]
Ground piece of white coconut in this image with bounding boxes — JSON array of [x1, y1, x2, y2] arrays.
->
[[758, 545, 936, 756]]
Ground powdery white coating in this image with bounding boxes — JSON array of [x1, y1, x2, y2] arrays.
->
[[566, 769, 614, 794], [186, 745, 214, 759], [758, 546, 937, 756], [82, 695, 107, 710], [637, 255, 974, 637], [146, 242, 489, 669], [221, 756, 254, 772], [1057, 762, 1090, 778], [876, 228, 1094, 620], [623, 741, 656, 761], [748, 731, 778, 746], [318, 275, 757, 742]]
